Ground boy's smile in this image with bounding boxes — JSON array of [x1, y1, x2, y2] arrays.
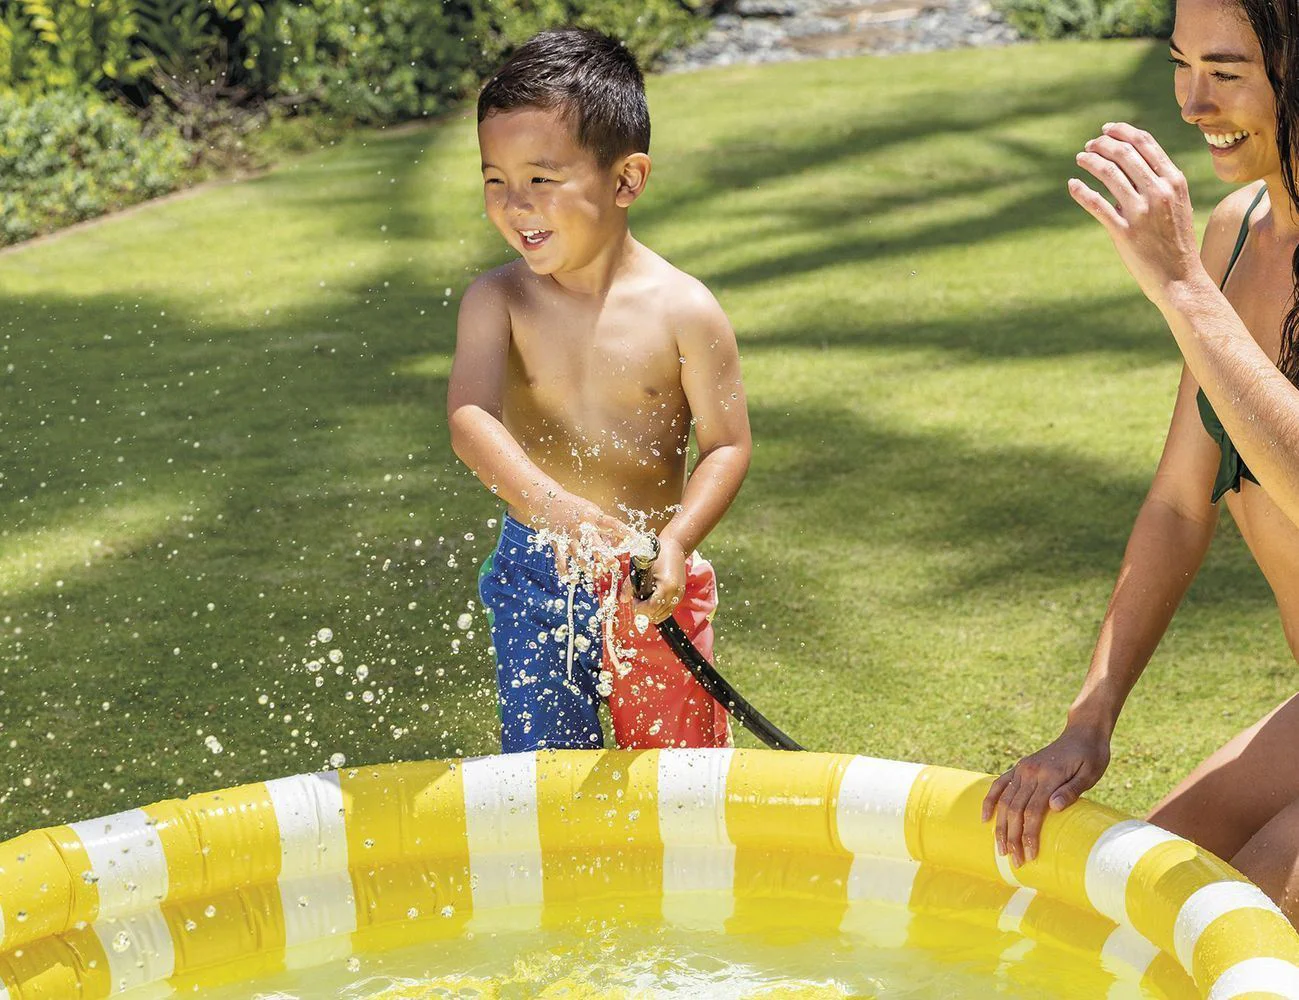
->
[[478, 106, 631, 279]]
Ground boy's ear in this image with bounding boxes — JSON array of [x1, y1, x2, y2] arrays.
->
[[614, 153, 651, 207]]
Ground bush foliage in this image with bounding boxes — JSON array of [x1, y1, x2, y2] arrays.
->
[[0, 0, 707, 244], [995, 0, 1172, 39], [0, 89, 190, 244]]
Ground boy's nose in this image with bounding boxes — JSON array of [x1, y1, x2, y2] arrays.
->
[[506, 187, 534, 214]]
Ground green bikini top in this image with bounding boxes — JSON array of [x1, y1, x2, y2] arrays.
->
[[1197, 184, 1269, 504]]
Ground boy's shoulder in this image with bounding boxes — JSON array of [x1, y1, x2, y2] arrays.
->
[[464, 259, 531, 304], [635, 247, 729, 329]]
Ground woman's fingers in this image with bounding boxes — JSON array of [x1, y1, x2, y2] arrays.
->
[[1068, 177, 1124, 230], [982, 771, 1013, 823], [1020, 782, 1059, 863], [1102, 121, 1185, 181], [1087, 133, 1160, 191], [995, 772, 1019, 858], [1076, 145, 1140, 207]]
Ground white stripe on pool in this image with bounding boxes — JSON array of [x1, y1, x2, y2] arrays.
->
[[1100, 923, 1159, 982], [69, 809, 169, 919], [463, 754, 542, 916], [279, 871, 357, 948], [994, 847, 1023, 888], [658, 748, 735, 929], [1084, 820, 1180, 925], [834, 756, 923, 860], [265, 772, 349, 880], [998, 887, 1037, 934], [92, 909, 176, 993], [1174, 880, 1282, 971], [1207, 957, 1299, 999]]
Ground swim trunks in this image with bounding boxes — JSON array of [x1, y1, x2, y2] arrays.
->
[[478, 514, 732, 753]]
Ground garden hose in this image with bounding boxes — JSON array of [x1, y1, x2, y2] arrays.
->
[[630, 535, 805, 752]]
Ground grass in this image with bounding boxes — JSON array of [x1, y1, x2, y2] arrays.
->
[[0, 39, 1291, 841]]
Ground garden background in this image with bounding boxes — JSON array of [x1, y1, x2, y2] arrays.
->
[[3, 0, 1289, 843]]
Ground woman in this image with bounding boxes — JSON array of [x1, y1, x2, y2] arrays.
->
[[983, 0, 1299, 923]]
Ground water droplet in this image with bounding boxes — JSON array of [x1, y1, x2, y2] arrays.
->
[[112, 930, 130, 953], [317, 628, 333, 643], [346, 957, 361, 973], [204, 905, 216, 918], [329, 752, 346, 768], [328, 649, 344, 664], [406, 906, 419, 919], [440, 905, 455, 918], [456, 613, 473, 630]]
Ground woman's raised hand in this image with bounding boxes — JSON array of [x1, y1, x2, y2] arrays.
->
[[982, 724, 1112, 867], [1070, 122, 1207, 307]]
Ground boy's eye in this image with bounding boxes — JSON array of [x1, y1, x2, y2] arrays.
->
[[484, 178, 503, 185], [531, 177, 552, 184]]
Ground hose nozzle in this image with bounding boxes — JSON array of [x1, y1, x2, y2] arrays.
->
[[629, 533, 660, 600]]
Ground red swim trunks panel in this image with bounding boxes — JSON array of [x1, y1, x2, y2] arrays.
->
[[602, 552, 733, 749]]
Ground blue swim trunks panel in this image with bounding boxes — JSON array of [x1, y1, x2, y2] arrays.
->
[[478, 514, 606, 753]]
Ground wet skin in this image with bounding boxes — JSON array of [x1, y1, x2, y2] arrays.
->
[[984, 0, 1299, 922], [448, 106, 750, 623]]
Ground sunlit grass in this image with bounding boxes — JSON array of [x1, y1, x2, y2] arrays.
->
[[0, 39, 1288, 838]]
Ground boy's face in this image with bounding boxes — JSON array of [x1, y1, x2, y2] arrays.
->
[[479, 106, 639, 276]]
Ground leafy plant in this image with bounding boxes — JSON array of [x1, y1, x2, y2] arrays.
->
[[0, 89, 190, 244], [0, 0, 152, 91], [995, 0, 1172, 39]]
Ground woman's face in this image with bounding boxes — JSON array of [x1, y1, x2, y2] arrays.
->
[[1172, 0, 1281, 184]]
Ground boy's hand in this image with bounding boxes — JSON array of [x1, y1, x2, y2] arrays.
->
[[540, 491, 636, 581], [621, 536, 687, 625]]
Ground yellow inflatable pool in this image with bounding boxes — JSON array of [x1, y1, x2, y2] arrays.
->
[[1, 749, 1297, 998]]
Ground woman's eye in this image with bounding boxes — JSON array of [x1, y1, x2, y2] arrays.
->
[[1168, 57, 1188, 68], [1212, 71, 1240, 81]]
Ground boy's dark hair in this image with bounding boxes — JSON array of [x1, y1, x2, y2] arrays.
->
[[477, 28, 649, 168]]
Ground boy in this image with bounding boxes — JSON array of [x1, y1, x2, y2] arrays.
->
[[447, 27, 751, 753]]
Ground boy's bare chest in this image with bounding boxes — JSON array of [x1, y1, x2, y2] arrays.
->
[[506, 313, 683, 413]]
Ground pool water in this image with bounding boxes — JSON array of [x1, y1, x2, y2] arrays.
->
[[176, 894, 1179, 1000]]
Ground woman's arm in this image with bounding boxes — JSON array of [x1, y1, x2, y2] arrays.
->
[[1070, 122, 1299, 525], [983, 366, 1220, 866]]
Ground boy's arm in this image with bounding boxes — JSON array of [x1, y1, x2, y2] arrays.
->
[[631, 285, 752, 622], [447, 275, 631, 565]]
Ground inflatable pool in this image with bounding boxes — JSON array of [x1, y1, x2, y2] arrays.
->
[[1, 749, 1297, 998]]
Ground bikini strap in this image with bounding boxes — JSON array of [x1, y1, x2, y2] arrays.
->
[[1220, 184, 1270, 290]]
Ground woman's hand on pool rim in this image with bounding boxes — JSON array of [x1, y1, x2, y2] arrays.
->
[[982, 725, 1112, 866], [1069, 122, 1205, 308]]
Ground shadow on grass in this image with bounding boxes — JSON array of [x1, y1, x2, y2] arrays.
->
[[0, 43, 1274, 838]]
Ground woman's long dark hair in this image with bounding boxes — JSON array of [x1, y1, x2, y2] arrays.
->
[[1239, 0, 1299, 381]]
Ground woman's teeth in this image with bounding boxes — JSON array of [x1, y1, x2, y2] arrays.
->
[[520, 229, 549, 247], [1206, 130, 1248, 148]]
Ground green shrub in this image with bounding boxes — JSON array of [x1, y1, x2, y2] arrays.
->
[[995, 0, 1171, 39], [274, 0, 707, 125], [0, 0, 152, 92], [0, 89, 191, 244]]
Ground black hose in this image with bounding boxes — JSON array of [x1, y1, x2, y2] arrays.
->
[[630, 542, 805, 752]]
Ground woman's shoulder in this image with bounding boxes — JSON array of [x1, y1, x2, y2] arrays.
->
[[1201, 182, 1269, 279]]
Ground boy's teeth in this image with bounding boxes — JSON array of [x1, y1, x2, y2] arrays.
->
[[1206, 129, 1248, 147]]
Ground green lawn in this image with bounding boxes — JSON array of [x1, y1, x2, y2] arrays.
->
[[1, 39, 1290, 840]]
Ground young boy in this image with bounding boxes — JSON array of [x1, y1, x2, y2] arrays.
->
[[447, 27, 751, 753]]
